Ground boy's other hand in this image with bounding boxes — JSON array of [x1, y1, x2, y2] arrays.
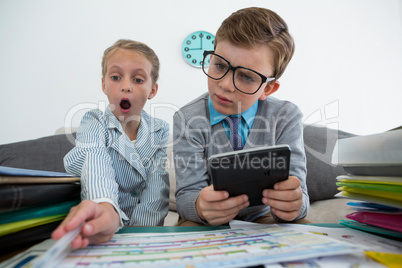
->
[[262, 176, 303, 221], [51, 200, 120, 249], [195, 185, 249, 225]]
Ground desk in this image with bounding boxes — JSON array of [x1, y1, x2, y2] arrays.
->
[[117, 223, 344, 234], [117, 225, 230, 234], [2, 223, 401, 267]]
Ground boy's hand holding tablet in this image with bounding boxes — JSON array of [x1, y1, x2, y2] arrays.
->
[[208, 145, 291, 206]]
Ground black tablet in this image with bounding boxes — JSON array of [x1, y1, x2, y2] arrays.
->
[[208, 145, 291, 206]]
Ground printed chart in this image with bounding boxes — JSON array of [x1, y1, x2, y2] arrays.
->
[[58, 225, 362, 267]]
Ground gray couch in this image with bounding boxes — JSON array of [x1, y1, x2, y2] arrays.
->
[[0, 125, 354, 225]]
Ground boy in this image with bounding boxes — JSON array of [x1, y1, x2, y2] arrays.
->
[[173, 7, 309, 226], [52, 39, 170, 248]]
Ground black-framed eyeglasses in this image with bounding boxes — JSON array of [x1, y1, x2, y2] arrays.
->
[[202, 50, 275, 95]]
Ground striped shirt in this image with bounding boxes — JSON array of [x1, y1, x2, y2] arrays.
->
[[64, 107, 170, 226]]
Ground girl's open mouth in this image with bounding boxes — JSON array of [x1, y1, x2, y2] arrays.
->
[[120, 99, 131, 113]]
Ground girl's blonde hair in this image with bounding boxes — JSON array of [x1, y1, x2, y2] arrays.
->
[[102, 39, 160, 84]]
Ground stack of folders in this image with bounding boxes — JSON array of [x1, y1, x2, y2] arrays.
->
[[331, 127, 402, 239], [0, 166, 80, 253]]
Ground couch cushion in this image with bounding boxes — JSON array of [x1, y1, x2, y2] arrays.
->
[[304, 124, 355, 202], [308, 197, 353, 223], [0, 133, 76, 172]]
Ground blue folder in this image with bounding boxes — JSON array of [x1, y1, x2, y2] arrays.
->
[[0, 166, 75, 177]]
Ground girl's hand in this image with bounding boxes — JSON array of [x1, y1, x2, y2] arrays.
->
[[52, 200, 120, 249]]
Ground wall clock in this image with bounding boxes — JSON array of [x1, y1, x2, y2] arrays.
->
[[182, 31, 215, 68]]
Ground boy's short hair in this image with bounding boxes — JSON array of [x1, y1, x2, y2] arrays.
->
[[102, 39, 160, 84], [215, 7, 294, 80]]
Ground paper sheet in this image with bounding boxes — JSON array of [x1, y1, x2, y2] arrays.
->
[[5, 222, 402, 268], [4, 224, 363, 268], [230, 220, 402, 254]]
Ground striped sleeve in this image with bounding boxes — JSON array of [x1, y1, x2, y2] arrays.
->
[[64, 109, 129, 223]]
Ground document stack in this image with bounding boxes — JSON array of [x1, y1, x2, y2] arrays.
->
[[0, 166, 80, 253], [332, 128, 402, 239]]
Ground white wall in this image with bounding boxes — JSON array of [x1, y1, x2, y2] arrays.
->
[[1, 0, 401, 145]]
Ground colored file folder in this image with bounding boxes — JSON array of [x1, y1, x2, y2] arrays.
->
[[346, 211, 402, 232]]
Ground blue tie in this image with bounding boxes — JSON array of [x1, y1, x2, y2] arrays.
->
[[224, 116, 243, 151]]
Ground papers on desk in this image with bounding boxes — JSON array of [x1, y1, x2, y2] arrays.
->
[[331, 128, 402, 176], [0, 166, 80, 255], [0, 166, 79, 184], [331, 128, 402, 240], [4, 221, 402, 268]]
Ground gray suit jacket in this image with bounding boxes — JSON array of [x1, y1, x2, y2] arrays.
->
[[173, 93, 309, 223]]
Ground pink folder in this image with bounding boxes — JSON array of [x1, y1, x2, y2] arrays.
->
[[346, 211, 402, 232]]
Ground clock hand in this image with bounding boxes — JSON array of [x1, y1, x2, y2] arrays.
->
[[200, 35, 202, 49]]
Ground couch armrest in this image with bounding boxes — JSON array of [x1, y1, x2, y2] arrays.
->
[[0, 133, 76, 172], [304, 124, 355, 202]]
